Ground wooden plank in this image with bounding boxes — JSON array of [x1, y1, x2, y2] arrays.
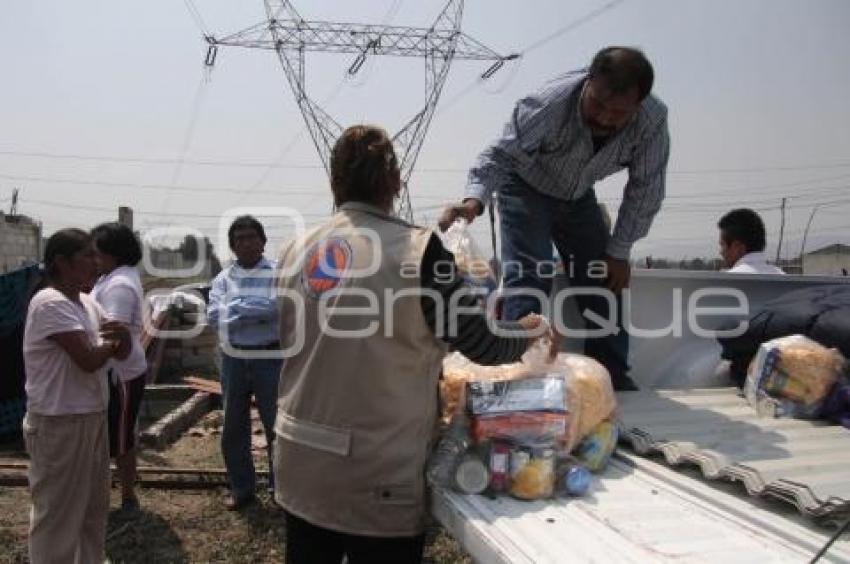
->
[[183, 376, 222, 395]]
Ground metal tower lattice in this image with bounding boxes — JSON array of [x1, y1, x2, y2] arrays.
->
[[205, 1, 515, 221]]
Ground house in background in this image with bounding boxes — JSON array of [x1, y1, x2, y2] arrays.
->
[[140, 234, 221, 282], [118, 206, 221, 282], [0, 212, 41, 274], [803, 243, 850, 276]]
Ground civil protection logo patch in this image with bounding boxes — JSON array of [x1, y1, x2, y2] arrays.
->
[[301, 238, 352, 298]]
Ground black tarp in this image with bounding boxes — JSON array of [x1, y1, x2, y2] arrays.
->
[[0, 264, 43, 438], [718, 284, 850, 387]]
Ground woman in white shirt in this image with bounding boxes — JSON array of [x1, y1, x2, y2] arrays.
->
[[23, 228, 130, 564], [90, 222, 148, 513]]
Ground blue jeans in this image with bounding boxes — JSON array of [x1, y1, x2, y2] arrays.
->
[[220, 353, 283, 500], [498, 174, 631, 384]]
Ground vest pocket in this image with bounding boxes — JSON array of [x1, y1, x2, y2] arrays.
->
[[374, 483, 418, 506], [275, 412, 352, 457]]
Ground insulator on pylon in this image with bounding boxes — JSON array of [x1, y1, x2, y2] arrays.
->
[[348, 53, 367, 75], [204, 45, 218, 67], [481, 59, 504, 79]]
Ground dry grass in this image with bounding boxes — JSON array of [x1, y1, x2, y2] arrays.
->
[[0, 410, 471, 563]]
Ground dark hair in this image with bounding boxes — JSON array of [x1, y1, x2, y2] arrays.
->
[[588, 46, 655, 101], [330, 125, 399, 208], [718, 208, 767, 253], [228, 215, 267, 250], [44, 228, 92, 277], [91, 222, 142, 267]]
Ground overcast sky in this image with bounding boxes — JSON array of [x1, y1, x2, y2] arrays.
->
[[2, 0, 848, 264]]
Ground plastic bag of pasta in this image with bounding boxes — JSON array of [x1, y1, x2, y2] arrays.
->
[[440, 352, 516, 424], [745, 334, 845, 418], [441, 349, 616, 452], [555, 353, 617, 445]]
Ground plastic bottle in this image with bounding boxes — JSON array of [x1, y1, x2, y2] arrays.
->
[[558, 460, 591, 497], [488, 440, 511, 492], [427, 415, 472, 488], [454, 454, 490, 494]]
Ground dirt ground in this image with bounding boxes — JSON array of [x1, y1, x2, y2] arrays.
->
[[0, 410, 471, 563]]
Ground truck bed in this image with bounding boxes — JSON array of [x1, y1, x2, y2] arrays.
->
[[433, 271, 850, 562], [432, 451, 850, 563]]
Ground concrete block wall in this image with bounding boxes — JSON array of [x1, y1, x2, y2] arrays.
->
[[142, 248, 214, 280], [159, 324, 219, 378], [0, 215, 41, 274]]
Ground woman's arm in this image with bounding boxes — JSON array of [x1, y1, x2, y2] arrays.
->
[[50, 331, 118, 372]]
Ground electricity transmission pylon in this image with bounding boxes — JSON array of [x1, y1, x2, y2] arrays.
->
[[204, 0, 516, 221]]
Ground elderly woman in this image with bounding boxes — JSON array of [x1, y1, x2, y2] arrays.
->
[[90, 222, 148, 512], [23, 228, 130, 564], [274, 125, 552, 563]]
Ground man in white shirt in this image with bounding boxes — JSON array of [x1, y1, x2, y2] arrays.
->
[[717, 208, 785, 274]]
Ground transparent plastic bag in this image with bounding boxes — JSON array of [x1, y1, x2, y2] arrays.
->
[[440, 347, 617, 452], [556, 353, 617, 446], [573, 419, 618, 472], [745, 335, 845, 418], [440, 352, 516, 424], [466, 375, 567, 416], [440, 218, 496, 292], [440, 336, 558, 423], [509, 445, 556, 500], [471, 411, 569, 446]]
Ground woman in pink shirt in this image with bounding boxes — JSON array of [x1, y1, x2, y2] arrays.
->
[[23, 228, 130, 564]]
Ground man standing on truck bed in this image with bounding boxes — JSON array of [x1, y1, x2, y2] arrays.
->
[[440, 46, 670, 391]]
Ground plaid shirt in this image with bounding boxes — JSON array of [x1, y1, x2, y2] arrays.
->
[[465, 71, 670, 259]]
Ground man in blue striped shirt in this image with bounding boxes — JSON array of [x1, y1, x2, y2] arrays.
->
[[440, 47, 670, 390], [207, 215, 282, 509]]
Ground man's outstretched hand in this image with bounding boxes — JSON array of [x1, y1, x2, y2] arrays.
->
[[438, 199, 483, 231], [604, 255, 631, 294]]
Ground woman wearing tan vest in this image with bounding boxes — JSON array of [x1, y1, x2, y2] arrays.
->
[[274, 125, 551, 563]]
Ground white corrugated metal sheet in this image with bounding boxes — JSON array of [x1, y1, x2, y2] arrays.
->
[[432, 453, 850, 563], [618, 387, 850, 523]]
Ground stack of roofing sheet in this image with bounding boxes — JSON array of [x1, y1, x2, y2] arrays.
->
[[618, 387, 850, 523]]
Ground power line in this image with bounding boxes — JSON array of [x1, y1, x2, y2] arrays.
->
[[3, 148, 850, 176], [182, 0, 211, 37], [0, 149, 326, 169], [522, 0, 627, 55], [3, 166, 848, 204], [0, 173, 324, 196], [162, 70, 211, 213], [799, 205, 821, 259], [17, 197, 333, 219], [660, 175, 850, 200], [669, 162, 850, 175], [438, 0, 627, 113], [776, 197, 787, 262], [642, 224, 849, 245], [786, 196, 850, 210], [655, 193, 850, 213], [818, 204, 850, 214], [234, 75, 351, 206], [7, 169, 843, 211]]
